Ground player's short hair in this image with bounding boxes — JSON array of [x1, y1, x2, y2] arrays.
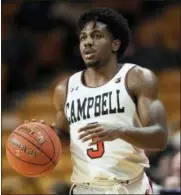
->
[[77, 7, 130, 59]]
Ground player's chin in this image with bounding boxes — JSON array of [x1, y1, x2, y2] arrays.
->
[[85, 59, 100, 68]]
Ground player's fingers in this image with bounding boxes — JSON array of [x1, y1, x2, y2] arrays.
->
[[51, 123, 56, 128], [78, 123, 99, 132], [24, 120, 29, 124], [78, 132, 87, 139], [78, 127, 103, 139], [82, 126, 103, 135], [31, 119, 36, 122], [40, 120, 45, 124], [82, 133, 105, 142], [81, 130, 106, 142], [88, 136, 107, 146], [81, 134, 96, 142], [94, 131, 106, 138], [88, 138, 102, 146]]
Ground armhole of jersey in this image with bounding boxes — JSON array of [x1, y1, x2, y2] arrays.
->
[[65, 77, 70, 105], [124, 65, 137, 105], [65, 71, 82, 103], [124, 65, 142, 127], [124, 65, 141, 122]]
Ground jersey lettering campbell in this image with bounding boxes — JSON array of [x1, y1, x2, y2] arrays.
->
[[65, 63, 149, 183], [66, 89, 125, 124]]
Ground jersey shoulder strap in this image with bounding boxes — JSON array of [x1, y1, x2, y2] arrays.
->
[[117, 63, 137, 79], [67, 70, 83, 93]]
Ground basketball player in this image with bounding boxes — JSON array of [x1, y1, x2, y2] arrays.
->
[[30, 8, 168, 194]]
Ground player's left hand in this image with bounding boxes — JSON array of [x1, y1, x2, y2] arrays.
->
[[78, 123, 123, 146]]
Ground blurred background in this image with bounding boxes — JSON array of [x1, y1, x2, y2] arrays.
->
[[1, 0, 180, 194]]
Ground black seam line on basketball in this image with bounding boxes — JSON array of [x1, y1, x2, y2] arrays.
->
[[15, 126, 55, 161], [12, 131, 55, 165], [15, 124, 58, 164], [24, 123, 56, 160], [6, 146, 50, 166], [23, 145, 60, 176], [22, 161, 55, 176], [35, 124, 55, 160], [36, 124, 56, 162], [16, 125, 59, 166], [25, 150, 60, 176]]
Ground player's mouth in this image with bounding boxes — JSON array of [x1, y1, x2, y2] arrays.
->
[[84, 49, 96, 59]]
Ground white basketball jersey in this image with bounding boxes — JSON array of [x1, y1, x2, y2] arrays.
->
[[65, 63, 149, 183]]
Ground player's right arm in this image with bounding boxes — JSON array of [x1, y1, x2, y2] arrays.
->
[[53, 78, 70, 139]]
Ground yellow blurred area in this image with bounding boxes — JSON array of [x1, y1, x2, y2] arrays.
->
[[157, 69, 180, 128], [2, 69, 180, 194]]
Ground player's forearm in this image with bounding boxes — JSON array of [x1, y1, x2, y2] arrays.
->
[[54, 127, 70, 141], [118, 124, 168, 151]]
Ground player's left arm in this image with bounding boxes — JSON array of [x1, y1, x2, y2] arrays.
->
[[118, 67, 168, 151], [78, 67, 168, 151]]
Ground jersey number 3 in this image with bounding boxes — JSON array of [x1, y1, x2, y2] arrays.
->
[[87, 137, 105, 159]]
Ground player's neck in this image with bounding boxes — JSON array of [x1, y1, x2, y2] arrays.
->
[[84, 58, 120, 87]]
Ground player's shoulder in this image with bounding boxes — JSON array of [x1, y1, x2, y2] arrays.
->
[[54, 70, 83, 94], [54, 77, 70, 95], [53, 71, 82, 110], [126, 64, 158, 97], [128, 64, 157, 85], [53, 78, 69, 110]]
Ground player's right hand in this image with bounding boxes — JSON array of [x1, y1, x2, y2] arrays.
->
[[24, 119, 56, 129]]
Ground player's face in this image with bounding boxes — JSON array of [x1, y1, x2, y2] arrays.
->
[[79, 21, 114, 68]]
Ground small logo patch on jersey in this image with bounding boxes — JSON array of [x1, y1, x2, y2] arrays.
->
[[71, 86, 79, 92], [115, 77, 121, 83]]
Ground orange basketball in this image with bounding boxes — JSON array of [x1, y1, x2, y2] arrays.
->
[[6, 122, 62, 177]]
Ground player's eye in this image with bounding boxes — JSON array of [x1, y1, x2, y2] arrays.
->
[[80, 36, 86, 41], [93, 34, 102, 39]]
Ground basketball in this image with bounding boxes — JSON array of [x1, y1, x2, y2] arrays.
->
[[6, 122, 62, 177]]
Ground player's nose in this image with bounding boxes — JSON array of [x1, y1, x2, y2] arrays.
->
[[84, 36, 94, 47]]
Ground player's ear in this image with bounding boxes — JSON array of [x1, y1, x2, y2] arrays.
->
[[112, 39, 121, 52]]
